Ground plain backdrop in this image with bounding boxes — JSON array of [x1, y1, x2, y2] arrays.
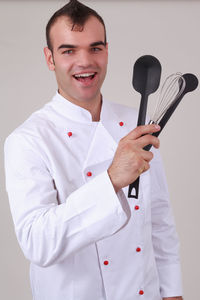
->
[[1, 0, 200, 299]]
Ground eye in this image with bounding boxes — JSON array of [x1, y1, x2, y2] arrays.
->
[[91, 47, 102, 53], [62, 49, 74, 55]]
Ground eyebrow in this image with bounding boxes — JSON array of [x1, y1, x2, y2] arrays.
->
[[90, 41, 106, 47], [58, 44, 77, 50], [57, 41, 106, 51]]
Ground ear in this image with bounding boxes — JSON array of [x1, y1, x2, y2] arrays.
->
[[44, 47, 55, 71]]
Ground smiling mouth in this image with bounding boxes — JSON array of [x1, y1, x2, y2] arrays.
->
[[73, 72, 97, 82]]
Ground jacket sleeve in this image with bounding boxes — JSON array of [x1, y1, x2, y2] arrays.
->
[[4, 133, 129, 267], [150, 148, 183, 297]]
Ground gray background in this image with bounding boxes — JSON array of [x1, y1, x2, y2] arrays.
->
[[1, 0, 199, 299]]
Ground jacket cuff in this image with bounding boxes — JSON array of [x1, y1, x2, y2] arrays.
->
[[158, 263, 183, 297], [66, 170, 130, 242]]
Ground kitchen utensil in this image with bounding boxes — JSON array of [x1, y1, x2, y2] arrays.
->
[[128, 55, 161, 198], [145, 73, 199, 151], [128, 72, 198, 198], [133, 55, 162, 126]]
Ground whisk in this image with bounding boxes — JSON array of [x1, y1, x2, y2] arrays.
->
[[144, 72, 198, 151], [128, 71, 198, 198], [149, 73, 186, 125]]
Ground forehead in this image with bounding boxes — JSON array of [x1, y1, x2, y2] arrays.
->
[[50, 16, 105, 49]]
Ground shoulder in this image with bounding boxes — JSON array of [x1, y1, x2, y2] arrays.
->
[[4, 100, 55, 152], [8, 98, 57, 135]]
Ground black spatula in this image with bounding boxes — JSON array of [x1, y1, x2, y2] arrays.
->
[[128, 55, 162, 198]]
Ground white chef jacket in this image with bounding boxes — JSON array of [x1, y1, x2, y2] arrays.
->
[[4, 92, 183, 300]]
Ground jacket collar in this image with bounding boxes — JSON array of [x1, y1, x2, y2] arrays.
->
[[50, 91, 128, 142], [51, 91, 117, 122], [50, 92, 94, 123]]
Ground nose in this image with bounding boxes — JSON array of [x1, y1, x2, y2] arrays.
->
[[76, 50, 93, 68]]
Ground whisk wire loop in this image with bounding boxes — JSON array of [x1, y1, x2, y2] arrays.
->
[[151, 73, 186, 124]]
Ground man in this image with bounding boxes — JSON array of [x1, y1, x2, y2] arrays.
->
[[4, 0, 183, 299]]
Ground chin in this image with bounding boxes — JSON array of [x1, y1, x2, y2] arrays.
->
[[78, 92, 101, 103]]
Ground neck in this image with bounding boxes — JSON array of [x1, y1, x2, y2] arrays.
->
[[58, 90, 102, 122], [88, 97, 102, 121]]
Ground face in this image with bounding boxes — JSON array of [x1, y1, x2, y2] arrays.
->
[[44, 16, 108, 106]]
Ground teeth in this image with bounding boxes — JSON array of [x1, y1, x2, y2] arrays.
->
[[74, 73, 95, 78]]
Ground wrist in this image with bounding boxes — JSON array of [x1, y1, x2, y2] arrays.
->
[[107, 168, 120, 193]]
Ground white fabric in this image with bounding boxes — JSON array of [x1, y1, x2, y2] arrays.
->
[[4, 92, 183, 300]]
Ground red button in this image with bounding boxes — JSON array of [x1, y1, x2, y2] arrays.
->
[[139, 290, 144, 295], [87, 172, 92, 177], [67, 132, 72, 137], [104, 260, 109, 265], [135, 205, 140, 210], [119, 121, 124, 126], [136, 247, 141, 252]]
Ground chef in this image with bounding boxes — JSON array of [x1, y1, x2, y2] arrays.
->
[[4, 0, 183, 299]]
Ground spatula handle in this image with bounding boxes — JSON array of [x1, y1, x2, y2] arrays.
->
[[128, 93, 148, 198], [128, 177, 140, 198], [137, 94, 148, 126]]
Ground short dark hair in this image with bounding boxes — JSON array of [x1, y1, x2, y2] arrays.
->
[[46, 0, 107, 51]]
